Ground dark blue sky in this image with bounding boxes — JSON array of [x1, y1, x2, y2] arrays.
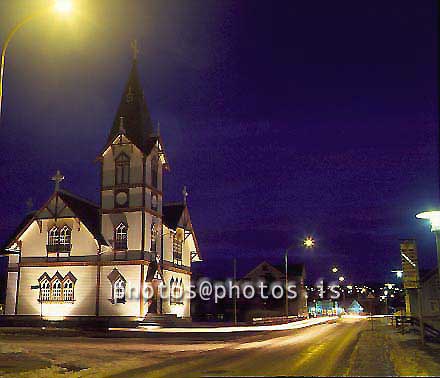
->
[[0, 0, 438, 283]]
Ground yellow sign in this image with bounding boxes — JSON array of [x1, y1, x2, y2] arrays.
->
[[400, 239, 420, 289]]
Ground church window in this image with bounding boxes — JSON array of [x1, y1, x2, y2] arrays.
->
[[172, 234, 183, 265], [114, 222, 128, 250], [48, 226, 59, 246], [115, 153, 130, 185], [63, 280, 74, 301], [114, 278, 126, 303], [151, 193, 158, 212], [151, 155, 158, 188], [40, 280, 51, 301], [59, 226, 72, 252], [52, 279, 62, 301], [150, 222, 157, 252], [170, 277, 183, 305]]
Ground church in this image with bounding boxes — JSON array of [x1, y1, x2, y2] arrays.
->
[[1, 46, 201, 322]]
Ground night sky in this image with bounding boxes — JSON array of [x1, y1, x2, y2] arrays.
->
[[0, 0, 438, 284]]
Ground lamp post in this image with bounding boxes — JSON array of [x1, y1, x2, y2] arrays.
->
[[284, 236, 315, 319], [416, 210, 440, 280], [0, 0, 73, 120]]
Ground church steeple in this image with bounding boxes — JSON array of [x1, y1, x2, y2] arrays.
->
[[107, 41, 154, 153]]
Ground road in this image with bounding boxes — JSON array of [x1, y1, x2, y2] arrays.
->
[[0, 318, 370, 377], [111, 318, 367, 377]]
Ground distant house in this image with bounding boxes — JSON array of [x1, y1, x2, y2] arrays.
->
[[239, 261, 308, 321]]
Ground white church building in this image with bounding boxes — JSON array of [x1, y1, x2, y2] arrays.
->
[[1, 51, 201, 322]]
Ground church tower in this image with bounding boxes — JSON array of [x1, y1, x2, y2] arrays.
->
[[98, 42, 169, 316]]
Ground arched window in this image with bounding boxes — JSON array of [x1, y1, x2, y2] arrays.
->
[[115, 153, 130, 185], [59, 226, 71, 252], [172, 233, 183, 265], [115, 278, 126, 303], [52, 280, 62, 301], [151, 193, 158, 212], [114, 222, 128, 250], [170, 277, 183, 305], [150, 222, 157, 252], [40, 280, 50, 301], [151, 155, 158, 188], [63, 280, 74, 301], [48, 226, 59, 246]]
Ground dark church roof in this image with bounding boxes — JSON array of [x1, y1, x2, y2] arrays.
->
[[106, 59, 156, 154], [57, 190, 107, 246], [163, 203, 186, 230], [0, 189, 107, 254], [0, 212, 35, 254]]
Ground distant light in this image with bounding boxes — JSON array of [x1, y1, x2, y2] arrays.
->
[[332, 267, 338, 273], [54, 0, 73, 14], [416, 210, 440, 232], [338, 276, 345, 282], [303, 237, 315, 248], [392, 270, 403, 278]]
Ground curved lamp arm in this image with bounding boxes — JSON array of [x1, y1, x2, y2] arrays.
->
[[0, 8, 48, 120]]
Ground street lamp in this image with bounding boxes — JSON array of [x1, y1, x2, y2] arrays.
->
[[0, 1, 73, 120], [332, 266, 339, 273], [338, 276, 345, 282], [416, 210, 440, 278], [284, 236, 315, 319]]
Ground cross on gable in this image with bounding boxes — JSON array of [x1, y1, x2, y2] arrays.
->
[[51, 170, 64, 192], [131, 40, 139, 61]]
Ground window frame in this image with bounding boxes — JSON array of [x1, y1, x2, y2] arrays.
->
[[115, 152, 130, 186], [114, 222, 128, 250]]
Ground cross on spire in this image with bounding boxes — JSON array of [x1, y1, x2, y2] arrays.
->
[[182, 186, 188, 205], [51, 170, 64, 192], [131, 39, 139, 61], [119, 116, 126, 134]]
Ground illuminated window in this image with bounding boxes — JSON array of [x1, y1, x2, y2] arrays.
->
[[40, 280, 50, 301], [63, 280, 74, 301], [108, 268, 126, 304], [114, 222, 128, 250], [52, 280, 62, 301], [173, 234, 183, 265], [59, 226, 71, 252], [170, 277, 183, 304], [115, 278, 126, 303], [150, 222, 157, 252], [151, 193, 158, 212], [115, 153, 130, 185], [48, 226, 59, 246]]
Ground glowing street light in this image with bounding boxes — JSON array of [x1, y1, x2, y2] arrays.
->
[[303, 237, 315, 249], [285, 235, 315, 318], [331, 266, 339, 273], [416, 210, 440, 278], [338, 276, 345, 282], [392, 269, 403, 279], [0, 1, 74, 120], [54, 0, 73, 14]]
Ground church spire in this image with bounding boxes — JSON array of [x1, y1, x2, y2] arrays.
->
[[106, 41, 154, 153]]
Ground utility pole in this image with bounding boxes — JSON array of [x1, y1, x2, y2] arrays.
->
[[233, 258, 237, 325], [285, 250, 289, 319]]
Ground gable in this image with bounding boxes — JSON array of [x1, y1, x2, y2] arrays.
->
[[244, 262, 283, 280]]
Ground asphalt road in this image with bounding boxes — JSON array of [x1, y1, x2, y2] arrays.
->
[[109, 318, 367, 377]]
